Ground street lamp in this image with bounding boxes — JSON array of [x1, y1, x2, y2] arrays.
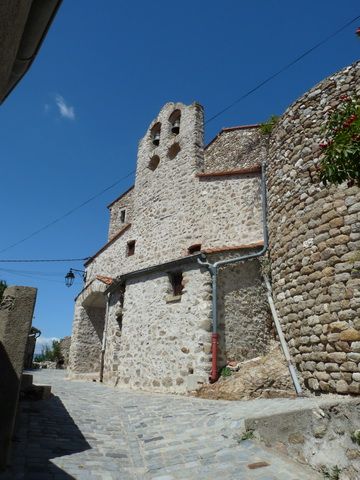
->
[[65, 268, 86, 287]]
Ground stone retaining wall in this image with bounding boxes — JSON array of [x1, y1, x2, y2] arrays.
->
[[217, 259, 272, 367], [267, 61, 360, 394]]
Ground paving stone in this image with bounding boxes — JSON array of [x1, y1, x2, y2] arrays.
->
[[0, 370, 329, 479]]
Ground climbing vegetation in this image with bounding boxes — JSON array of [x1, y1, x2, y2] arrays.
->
[[319, 95, 360, 186]]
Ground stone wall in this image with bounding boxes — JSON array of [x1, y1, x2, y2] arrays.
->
[[103, 266, 212, 393], [0, 286, 37, 470], [204, 126, 267, 172], [217, 259, 272, 367], [83, 102, 263, 285], [68, 289, 106, 377], [59, 336, 71, 367], [69, 102, 266, 391], [198, 174, 263, 248], [267, 61, 360, 394], [107, 187, 134, 241]]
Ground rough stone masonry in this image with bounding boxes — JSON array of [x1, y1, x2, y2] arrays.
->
[[69, 60, 360, 397], [268, 61, 360, 395], [69, 102, 269, 393], [0, 285, 37, 470]]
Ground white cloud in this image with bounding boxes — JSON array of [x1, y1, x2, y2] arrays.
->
[[35, 336, 60, 354], [55, 94, 75, 120]]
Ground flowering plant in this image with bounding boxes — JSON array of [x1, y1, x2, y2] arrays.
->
[[319, 95, 360, 186]]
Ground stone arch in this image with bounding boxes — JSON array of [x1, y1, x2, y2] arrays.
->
[[150, 122, 161, 146], [169, 109, 181, 135]]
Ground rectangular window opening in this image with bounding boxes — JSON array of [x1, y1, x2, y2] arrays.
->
[[120, 209, 126, 223], [169, 271, 184, 296], [127, 240, 136, 256]]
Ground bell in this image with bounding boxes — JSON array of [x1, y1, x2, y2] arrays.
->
[[152, 132, 160, 146], [171, 119, 180, 134]]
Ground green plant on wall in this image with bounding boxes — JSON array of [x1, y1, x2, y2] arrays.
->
[[220, 366, 232, 377], [321, 465, 341, 480], [319, 95, 360, 186], [260, 115, 279, 135]]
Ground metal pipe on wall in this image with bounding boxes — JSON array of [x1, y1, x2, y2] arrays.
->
[[263, 275, 303, 395], [99, 292, 110, 383]]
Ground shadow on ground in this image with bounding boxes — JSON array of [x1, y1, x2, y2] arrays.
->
[[0, 394, 91, 479]]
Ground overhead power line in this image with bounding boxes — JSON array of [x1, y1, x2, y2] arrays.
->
[[0, 258, 88, 263], [0, 169, 135, 255], [205, 13, 360, 125], [1, 15, 359, 256]]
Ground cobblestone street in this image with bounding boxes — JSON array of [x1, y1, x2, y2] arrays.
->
[[1, 370, 323, 480]]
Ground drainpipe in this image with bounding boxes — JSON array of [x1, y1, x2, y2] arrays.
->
[[198, 162, 268, 383], [99, 292, 110, 383]]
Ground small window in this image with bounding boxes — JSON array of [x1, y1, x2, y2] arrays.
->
[[168, 143, 181, 160], [117, 314, 123, 331], [120, 209, 126, 223], [127, 240, 136, 257], [168, 271, 183, 296], [148, 155, 160, 171], [150, 122, 161, 146], [188, 244, 202, 255]]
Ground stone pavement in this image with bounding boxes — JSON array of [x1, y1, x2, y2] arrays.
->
[[1, 370, 326, 480]]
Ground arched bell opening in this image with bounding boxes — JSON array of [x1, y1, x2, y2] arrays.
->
[[169, 109, 181, 135]]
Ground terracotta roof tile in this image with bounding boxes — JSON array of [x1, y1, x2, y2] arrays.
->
[[197, 164, 261, 178], [202, 241, 264, 254]]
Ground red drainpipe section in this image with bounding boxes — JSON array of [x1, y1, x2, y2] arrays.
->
[[210, 333, 219, 382]]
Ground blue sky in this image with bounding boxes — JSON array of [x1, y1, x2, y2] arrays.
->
[[0, 1, 359, 346]]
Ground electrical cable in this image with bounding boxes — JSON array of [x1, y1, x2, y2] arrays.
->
[[0, 267, 67, 276], [0, 269, 66, 284], [205, 13, 360, 125], [1, 14, 359, 257], [0, 258, 87, 263], [0, 170, 135, 255]]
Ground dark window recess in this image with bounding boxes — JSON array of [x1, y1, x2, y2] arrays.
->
[[188, 244, 202, 255], [167, 142, 181, 160], [151, 122, 161, 146], [117, 314, 123, 330], [127, 240, 136, 256], [148, 155, 160, 171], [116, 283, 125, 331], [119, 283, 126, 307], [169, 271, 184, 296], [120, 209, 126, 223], [169, 109, 181, 135]]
